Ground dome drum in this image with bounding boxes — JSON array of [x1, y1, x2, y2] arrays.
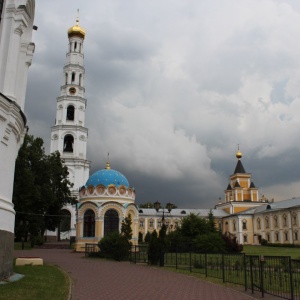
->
[[79, 184, 135, 200]]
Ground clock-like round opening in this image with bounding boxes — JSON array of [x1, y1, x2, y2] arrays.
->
[[69, 87, 76, 95]]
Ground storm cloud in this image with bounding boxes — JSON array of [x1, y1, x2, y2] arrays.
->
[[25, 0, 300, 208]]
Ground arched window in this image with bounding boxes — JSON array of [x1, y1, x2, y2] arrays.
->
[[265, 216, 269, 228], [149, 219, 154, 228], [67, 105, 75, 121], [283, 214, 287, 227], [293, 212, 297, 226], [74, 42, 77, 51], [233, 220, 236, 231], [71, 72, 75, 83], [257, 218, 261, 230], [83, 210, 95, 237], [139, 219, 144, 228], [63, 134, 74, 152], [104, 209, 119, 236], [284, 231, 288, 241], [242, 219, 247, 230], [158, 220, 162, 228], [274, 215, 278, 227]]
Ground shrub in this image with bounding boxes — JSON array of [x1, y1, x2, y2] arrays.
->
[[33, 235, 44, 246], [138, 232, 143, 243], [144, 231, 151, 243], [222, 234, 243, 252], [98, 232, 131, 261], [148, 230, 161, 265], [261, 238, 268, 246], [194, 232, 226, 253]]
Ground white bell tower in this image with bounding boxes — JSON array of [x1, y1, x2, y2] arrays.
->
[[50, 16, 90, 196], [48, 15, 90, 241]]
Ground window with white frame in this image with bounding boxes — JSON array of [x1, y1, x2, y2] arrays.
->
[[158, 220, 162, 228], [139, 220, 144, 228], [242, 219, 247, 230], [149, 219, 154, 228]]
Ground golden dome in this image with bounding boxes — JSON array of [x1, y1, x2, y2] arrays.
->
[[68, 18, 86, 39], [236, 148, 242, 160]]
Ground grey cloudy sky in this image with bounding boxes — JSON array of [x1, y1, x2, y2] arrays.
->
[[25, 0, 300, 208]]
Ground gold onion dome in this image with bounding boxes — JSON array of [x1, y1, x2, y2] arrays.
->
[[236, 149, 243, 160], [68, 18, 86, 39]]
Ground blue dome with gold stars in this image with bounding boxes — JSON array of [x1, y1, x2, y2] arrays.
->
[[85, 161, 129, 188]]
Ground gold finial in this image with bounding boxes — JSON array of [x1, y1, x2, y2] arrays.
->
[[67, 9, 86, 39], [236, 144, 242, 160], [105, 152, 111, 170]]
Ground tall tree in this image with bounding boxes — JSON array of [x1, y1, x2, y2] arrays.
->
[[13, 134, 76, 241], [121, 214, 132, 240]]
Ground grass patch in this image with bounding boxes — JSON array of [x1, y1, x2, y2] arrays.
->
[[0, 265, 69, 300], [243, 245, 300, 259], [14, 242, 32, 250]]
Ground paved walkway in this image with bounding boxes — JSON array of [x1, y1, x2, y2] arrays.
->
[[14, 249, 268, 300]]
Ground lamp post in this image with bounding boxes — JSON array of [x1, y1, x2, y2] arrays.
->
[[153, 201, 173, 267], [154, 201, 173, 224]]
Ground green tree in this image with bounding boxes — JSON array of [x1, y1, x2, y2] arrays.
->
[[167, 212, 225, 252], [180, 213, 210, 238], [138, 203, 178, 209], [148, 230, 160, 265], [13, 134, 76, 242], [207, 210, 216, 233], [194, 232, 226, 253], [138, 232, 143, 243], [138, 202, 155, 208], [121, 214, 132, 240], [144, 231, 151, 243]]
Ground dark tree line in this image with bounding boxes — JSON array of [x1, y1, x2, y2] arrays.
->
[[146, 212, 242, 264], [13, 134, 76, 243]]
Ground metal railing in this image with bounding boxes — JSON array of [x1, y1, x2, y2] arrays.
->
[[130, 245, 300, 299], [84, 243, 98, 257]]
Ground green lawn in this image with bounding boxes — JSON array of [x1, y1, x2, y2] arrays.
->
[[243, 245, 300, 259], [14, 242, 32, 250], [0, 265, 69, 300]]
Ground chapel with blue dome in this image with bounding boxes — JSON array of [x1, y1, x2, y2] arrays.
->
[[75, 160, 138, 251]]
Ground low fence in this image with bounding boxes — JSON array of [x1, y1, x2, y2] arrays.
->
[[130, 245, 300, 300], [84, 243, 98, 257], [130, 244, 149, 264]]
